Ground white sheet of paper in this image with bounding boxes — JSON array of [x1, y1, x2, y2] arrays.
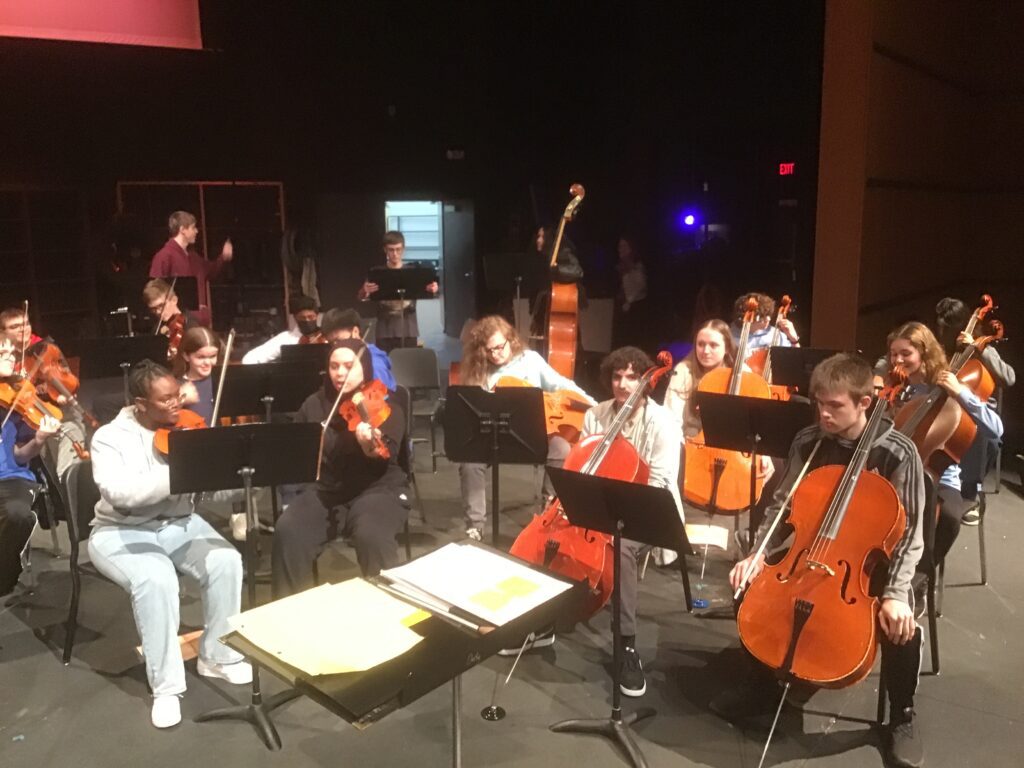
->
[[381, 542, 571, 627]]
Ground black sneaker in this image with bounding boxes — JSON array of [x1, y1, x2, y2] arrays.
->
[[619, 646, 647, 697], [961, 500, 981, 526], [888, 708, 924, 768]]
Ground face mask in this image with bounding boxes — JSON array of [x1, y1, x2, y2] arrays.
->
[[297, 319, 319, 336]]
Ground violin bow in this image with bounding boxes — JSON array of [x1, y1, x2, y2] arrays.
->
[[154, 276, 180, 336], [18, 300, 29, 373], [209, 329, 235, 425]]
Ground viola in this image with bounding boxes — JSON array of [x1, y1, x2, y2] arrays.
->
[[509, 352, 674, 621], [545, 183, 585, 379], [737, 397, 905, 692], [300, 330, 327, 345], [495, 375, 591, 443], [337, 379, 392, 459], [153, 408, 208, 456], [0, 377, 90, 460], [746, 295, 793, 401], [683, 297, 771, 512], [25, 339, 99, 429]]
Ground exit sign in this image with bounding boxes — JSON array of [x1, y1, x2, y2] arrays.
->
[[779, 162, 796, 176]]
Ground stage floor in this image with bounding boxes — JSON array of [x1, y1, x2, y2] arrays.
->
[[2, 452, 1023, 768]]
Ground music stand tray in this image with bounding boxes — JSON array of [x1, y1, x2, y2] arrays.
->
[[443, 385, 548, 546], [167, 422, 320, 750], [545, 467, 690, 768], [767, 347, 841, 394], [693, 391, 813, 545], [367, 266, 438, 301]]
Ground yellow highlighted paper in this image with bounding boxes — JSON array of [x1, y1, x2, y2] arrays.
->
[[227, 579, 425, 676]]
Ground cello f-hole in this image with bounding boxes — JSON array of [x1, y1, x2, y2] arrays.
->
[[776, 548, 810, 583], [837, 559, 856, 605]]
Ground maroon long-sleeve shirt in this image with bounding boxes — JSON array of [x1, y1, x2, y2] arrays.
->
[[148, 238, 228, 324]]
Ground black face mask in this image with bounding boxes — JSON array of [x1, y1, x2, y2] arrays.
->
[[297, 319, 319, 336]]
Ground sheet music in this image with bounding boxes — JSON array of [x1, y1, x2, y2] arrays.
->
[[685, 523, 731, 551], [380, 542, 572, 628], [227, 579, 428, 676]]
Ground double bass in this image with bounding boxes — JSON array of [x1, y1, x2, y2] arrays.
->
[[510, 352, 674, 620], [683, 298, 771, 512], [545, 183, 585, 379]]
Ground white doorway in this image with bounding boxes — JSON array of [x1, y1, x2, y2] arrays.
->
[[384, 200, 446, 350]]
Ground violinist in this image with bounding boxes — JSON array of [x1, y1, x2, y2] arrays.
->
[[729, 292, 800, 362], [148, 210, 233, 326], [143, 278, 198, 361], [0, 307, 43, 355], [241, 295, 321, 364], [172, 327, 222, 425], [357, 231, 439, 353], [723, 354, 926, 768], [321, 307, 397, 391], [457, 315, 595, 541], [0, 339, 61, 597], [272, 340, 409, 595], [884, 322, 1003, 564], [582, 346, 683, 698], [86, 359, 251, 729]]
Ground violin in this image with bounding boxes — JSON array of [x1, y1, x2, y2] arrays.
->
[[737, 397, 905, 693], [683, 297, 771, 512], [545, 183, 585, 379], [495, 376, 591, 443], [745, 295, 794, 401], [337, 379, 392, 459], [152, 408, 209, 456], [510, 352, 674, 621], [0, 377, 90, 460], [161, 312, 186, 361], [25, 339, 99, 429], [299, 330, 327, 345]]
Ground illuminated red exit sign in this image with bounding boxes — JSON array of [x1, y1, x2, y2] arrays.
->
[[779, 162, 796, 176]]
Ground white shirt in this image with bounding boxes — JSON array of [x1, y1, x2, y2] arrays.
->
[[241, 327, 302, 364]]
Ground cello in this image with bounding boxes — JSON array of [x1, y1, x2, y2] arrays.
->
[[683, 298, 772, 512], [736, 394, 906, 764], [892, 310, 1004, 481], [746, 295, 794, 401], [510, 352, 674, 620], [545, 183, 585, 379]]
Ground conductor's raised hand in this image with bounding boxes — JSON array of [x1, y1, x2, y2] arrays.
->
[[221, 238, 233, 262]]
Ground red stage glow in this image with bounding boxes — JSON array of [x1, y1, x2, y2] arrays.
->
[[0, 0, 202, 50]]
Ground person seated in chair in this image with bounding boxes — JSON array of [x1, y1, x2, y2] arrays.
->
[[272, 340, 409, 596], [321, 307, 396, 391], [88, 360, 251, 730], [0, 339, 60, 597]]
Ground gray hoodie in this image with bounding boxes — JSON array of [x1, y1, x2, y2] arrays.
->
[[91, 407, 193, 527]]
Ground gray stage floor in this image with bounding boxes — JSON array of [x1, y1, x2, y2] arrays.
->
[[2, 451, 1023, 768]]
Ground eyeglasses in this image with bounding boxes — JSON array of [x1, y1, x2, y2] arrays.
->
[[486, 339, 509, 355]]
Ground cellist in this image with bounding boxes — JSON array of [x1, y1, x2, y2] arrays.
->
[[663, 319, 739, 439], [729, 292, 800, 362], [456, 315, 595, 541], [883, 322, 1003, 566], [581, 346, 683, 698], [721, 354, 926, 768]]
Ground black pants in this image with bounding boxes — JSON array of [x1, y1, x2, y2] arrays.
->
[[933, 483, 971, 564], [0, 478, 39, 596], [272, 484, 409, 599]]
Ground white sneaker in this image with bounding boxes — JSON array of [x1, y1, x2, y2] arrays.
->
[[497, 630, 555, 657], [151, 695, 182, 729], [230, 512, 247, 541], [465, 527, 482, 542], [197, 658, 253, 685]]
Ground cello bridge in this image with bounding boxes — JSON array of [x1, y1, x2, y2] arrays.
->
[[806, 560, 835, 577]]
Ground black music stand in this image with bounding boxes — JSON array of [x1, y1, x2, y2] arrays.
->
[[212, 363, 322, 521], [367, 266, 439, 348], [168, 422, 321, 750], [767, 347, 841, 394], [545, 467, 689, 768], [64, 335, 169, 404], [694, 392, 813, 548], [443, 385, 547, 546], [280, 343, 331, 373]]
